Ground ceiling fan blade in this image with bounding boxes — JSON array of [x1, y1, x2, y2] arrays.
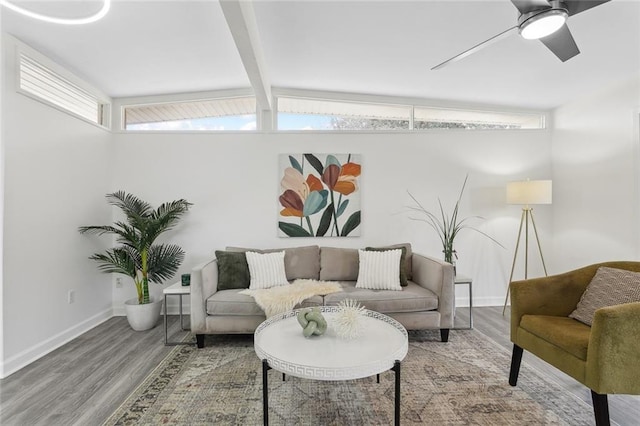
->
[[510, 0, 551, 14], [431, 26, 517, 70], [564, 0, 611, 16], [539, 23, 580, 61]]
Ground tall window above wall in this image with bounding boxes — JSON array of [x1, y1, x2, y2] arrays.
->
[[19, 53, 109, 127], [123, 97, 257, 131], [277, 97, 411, 130], [413, 107, 544, 130]]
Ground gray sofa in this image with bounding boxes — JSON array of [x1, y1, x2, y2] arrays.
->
[[190, 244, 455, 348]]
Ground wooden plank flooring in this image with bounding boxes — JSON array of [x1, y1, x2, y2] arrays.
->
[[455, 307, 640, 426], [0, 308, 638, 425], [0, 316, 191, 426]]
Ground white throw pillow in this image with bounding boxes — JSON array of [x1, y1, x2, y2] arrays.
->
[[246, 251, 290, 290], [356, 249, 402, 291]]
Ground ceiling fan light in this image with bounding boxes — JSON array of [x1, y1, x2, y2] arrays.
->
[[520, 9, 568, 40], [0, 0, 110, 25]]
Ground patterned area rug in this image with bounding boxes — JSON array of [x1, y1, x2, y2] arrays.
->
[[104, 330, 593, 425]]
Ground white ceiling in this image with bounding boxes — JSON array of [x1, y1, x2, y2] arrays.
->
[[2, 0, 639, 110]]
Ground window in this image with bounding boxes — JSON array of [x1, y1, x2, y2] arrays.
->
[[277, 97, 411, 130], [413, 107, 544, 130], [123, 97, 257, 130], [276, 96, 544, 131], [19, 53, 108, 126]]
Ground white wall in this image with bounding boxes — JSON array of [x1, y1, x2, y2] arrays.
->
[[0, 16, 5, 376], [0, 36, 113, 377], [552, 76, 640, 271], [0, 31, 553, 376], [111, 129, 552, 310]]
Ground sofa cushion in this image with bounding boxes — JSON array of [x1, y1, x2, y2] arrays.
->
[[319, 247, 359, 281], [365, 246, 408, 286], [366, 243, 413, 280], [520, 315, 591, 361], [206, 289, 323, 316], [569, 266, 640, 326], [356, 249, 402, 291], [323, 281, 438, 313], [215, 250, 250, 290], [226, 245, 320, 280]]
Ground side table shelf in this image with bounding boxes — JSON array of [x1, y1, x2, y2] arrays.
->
[[163, 281, 194, 346], [454, 275, 473, 330]]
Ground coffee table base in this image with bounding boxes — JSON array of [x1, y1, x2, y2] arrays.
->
[[261, 359, 401, 426]]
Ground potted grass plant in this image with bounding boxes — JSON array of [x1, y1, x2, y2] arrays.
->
[[407, 175, 503, 272], [79, 191, 192, 331]]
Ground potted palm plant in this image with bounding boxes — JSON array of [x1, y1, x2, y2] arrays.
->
[[79, 191, 192, 331], [407, 175, 503, 272]]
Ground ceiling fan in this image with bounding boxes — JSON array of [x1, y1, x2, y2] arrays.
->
[[432, 0, 611, 70]]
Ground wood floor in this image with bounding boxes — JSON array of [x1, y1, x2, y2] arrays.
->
[[1, 308, 638, 426]]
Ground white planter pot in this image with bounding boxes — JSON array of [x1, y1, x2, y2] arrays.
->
[[124, 297, 163, 331]]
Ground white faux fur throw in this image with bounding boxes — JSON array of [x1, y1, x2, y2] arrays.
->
[[239, 279, 343, 318]]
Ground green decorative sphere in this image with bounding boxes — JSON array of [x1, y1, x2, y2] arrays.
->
[[296, 307, 327, 338]]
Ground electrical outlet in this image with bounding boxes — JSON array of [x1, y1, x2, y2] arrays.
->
[[116, 277, 123, 288], [67, 290, 75, 304]]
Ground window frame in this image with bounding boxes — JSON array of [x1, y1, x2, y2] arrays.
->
[[276, 95, 412, 131], [413, 105, 545, 130], [115, 89, 548, 134], [15, 41, 111, 130], [114, 89, 258, 132], [272, 89, 547, 133]]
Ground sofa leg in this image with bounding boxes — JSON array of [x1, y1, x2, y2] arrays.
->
[[440, 328, 449, 342], [591, 391, 610, 426], [196, 334, 205, 348], [509, 344, 523, 386]]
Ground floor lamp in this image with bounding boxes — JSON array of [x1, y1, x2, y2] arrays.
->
[[503, 179, 552, 314]]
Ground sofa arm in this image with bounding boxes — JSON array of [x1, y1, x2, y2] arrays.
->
[[190, 257, 219, 333], [586, 302, 640, 394], [411, 253, 455, 328]]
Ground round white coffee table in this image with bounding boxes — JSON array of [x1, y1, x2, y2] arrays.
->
[[254, 306, 409, 425]]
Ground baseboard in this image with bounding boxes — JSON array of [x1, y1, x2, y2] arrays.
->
[[1, 308, 113, 378], [163, 301, 191, 315], [475, 296, 509, 307], [112, 303, 190, 316], [455, 296, 507, 308]]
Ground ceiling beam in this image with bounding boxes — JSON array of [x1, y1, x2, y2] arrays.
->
[[219, 0, 272, 111]]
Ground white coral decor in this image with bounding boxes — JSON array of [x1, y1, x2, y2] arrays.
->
[[334, 299, 366, 340]]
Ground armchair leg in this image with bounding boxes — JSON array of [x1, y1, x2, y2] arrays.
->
[[196, 334, 205, 348], [440, 329, 449, 342], [591, 391, 610, 426], [509, 345, 523, 386]]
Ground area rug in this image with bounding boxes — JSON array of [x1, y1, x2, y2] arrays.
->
[[104, 330, 593, 425]]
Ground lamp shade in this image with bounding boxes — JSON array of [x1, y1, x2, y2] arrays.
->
[[507, 180, 552, 205]]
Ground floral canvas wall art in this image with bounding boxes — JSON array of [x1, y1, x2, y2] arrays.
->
[[278, 153, 361, 237]]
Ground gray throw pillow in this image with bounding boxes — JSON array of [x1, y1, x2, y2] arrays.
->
[[215, 250, 250, 290], [569, 267, 640, 326], [319, 247, 360, 281], [365, 246, 408, 286], [226, 245, 320, 280]]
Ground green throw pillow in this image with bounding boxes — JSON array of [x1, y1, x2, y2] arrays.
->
[[215, 250, 250, 290], [365, 246, 408, 286]]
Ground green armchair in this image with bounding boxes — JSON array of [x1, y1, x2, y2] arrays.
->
[[508, 261, 640, 426]]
